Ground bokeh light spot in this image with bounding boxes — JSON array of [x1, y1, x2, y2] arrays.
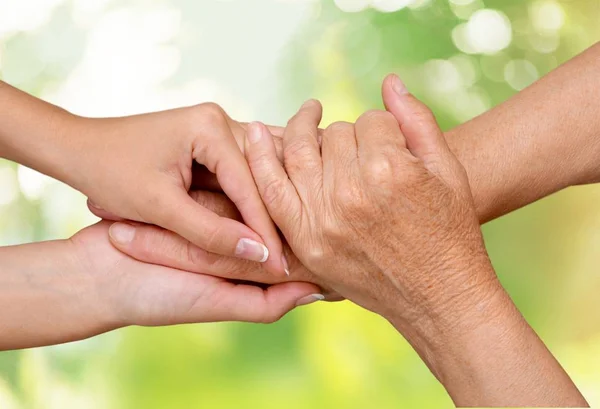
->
[[504, 59, 539, 90], [333, 0, 370, 13], [465, 9, 512, 54], [530, 0, 565, 33]]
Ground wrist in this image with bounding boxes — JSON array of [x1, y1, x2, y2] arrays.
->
[[64, 235, 130, 331], [0, 83, 81, 182], [385, 259, 509, 371], [53, 239, 128, 337], [44, 113, 96, 192], [388, 272, 587, 407], [0, 239, 125, 350]]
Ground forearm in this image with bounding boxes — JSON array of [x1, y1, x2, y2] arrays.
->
[[0, 241, 120, 350], [390, 274, 587, 407], [447, 42, 600, 223], [0, 81, 80, 185]]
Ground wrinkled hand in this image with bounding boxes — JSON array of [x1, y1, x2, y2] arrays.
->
[[70, 103, 286, 274], [243, 75, 501, 340], [69, 222, 323, 327]]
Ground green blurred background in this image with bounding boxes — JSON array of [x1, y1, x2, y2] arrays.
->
[[1, 0, 600, 407]]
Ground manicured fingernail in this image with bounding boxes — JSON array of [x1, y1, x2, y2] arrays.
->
[[392, 74, 409, 96], [89, 200, 103, 210], [109, 223, 135, 245], [295, 294, 325, 307], [247, 122, 263, 144], [236, 238, 269, 263], [301, 99, 318, 109], [282, 255, 290, 276]]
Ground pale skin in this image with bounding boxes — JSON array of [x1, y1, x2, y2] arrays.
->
[[0, 81, 287, 273], [0, 221, 322, 351], [0, 42, 599, 406]]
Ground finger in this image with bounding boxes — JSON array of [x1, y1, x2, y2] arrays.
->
[[192, 125, 326, 193], [111, 190, 262, 283], [355, 109, 408, 162], [282, 99, 324, 202], [147, 184, 270, 264], [382, 74, 452, 166], [108, 221, 274, 282], [320, 121, 359, 196], [184, 280, 324, 323], [108, 221, 317, 284], [194, 121, 286, 275], [244, 122, 302, 247], [87, 200, 125, 221], [108, 192, 320, 284]]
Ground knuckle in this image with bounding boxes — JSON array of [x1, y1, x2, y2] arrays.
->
[[304, 246, 327, 269], [334, 184, 368, 216], [325, 121, 353, 136], [357, 110, 398, 141], [284, 139, 311, 159], [358, 109, 395, 125], [189, 102, 227, 133], [333, 183, 359, 206], [412, 105, 436, 127], [363, 157, 395, 186], [134, 230, 160, 260], [260, 177, 287, 207], [253, 305, 285, 324], [184, 241, 212, 268], [246, 145, 273, 169], [283, 139, 319, 173], [197, 224, 223, 253], [258, 312, 284, 324], [322, 218, 343, 241]]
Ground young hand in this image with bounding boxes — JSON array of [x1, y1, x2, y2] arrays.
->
[[0, 221, 322, 351], [67, 104, 287, 274]]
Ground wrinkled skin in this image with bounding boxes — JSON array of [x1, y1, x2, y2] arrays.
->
[[243, 79, 501, 342]]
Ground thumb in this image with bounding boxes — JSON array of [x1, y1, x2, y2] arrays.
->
[[382, 74, 451, 166]]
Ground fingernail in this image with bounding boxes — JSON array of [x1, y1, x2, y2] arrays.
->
[[109, 223, 135, 245], [236, 238, 269, 263], [295, 294, 325, 307], [392, 74, 409, 96], [301, 99, 318, 109], [247, 122, 263, 144], [282, 254, 290, 276]]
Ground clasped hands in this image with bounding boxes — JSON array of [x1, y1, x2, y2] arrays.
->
[[72, 74, 502, 353], [2, 56, 593, 404]]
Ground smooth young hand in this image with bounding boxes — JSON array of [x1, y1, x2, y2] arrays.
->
[[0, 222, 321, 351], [70, 103, 288, 273], [0, 82, 286, 274]]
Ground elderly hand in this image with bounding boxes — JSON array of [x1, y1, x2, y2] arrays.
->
[[244, 80, 496, 328], [242, 75, 587, 407]]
